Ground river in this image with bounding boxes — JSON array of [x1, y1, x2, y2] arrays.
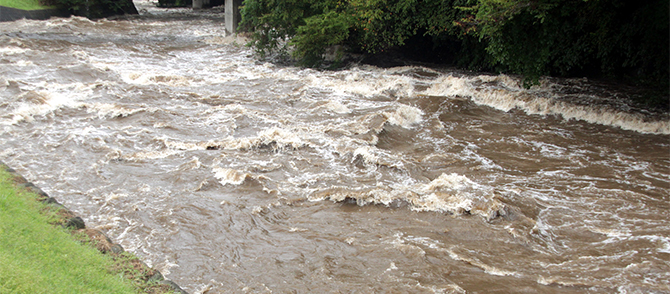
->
[[1, 1, 669, 293]]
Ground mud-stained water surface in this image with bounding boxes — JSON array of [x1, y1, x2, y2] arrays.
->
[[1, 1, 669, 293]]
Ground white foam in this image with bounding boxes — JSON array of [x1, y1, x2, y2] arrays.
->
[[4, 89, 86, 125], [158, 257, 179, 276], [352, 146, 379, 165], [157, 126, 310, 152], [324, 100, 351, 114], [85, 103, 151, 119], [121, 149, 181, 161], [589, 227, 632, 242], [306, 66, 415, 98], [15, 60, 34, 66], [304, 65, 669, 134], [659, 239, 670, 254], [122, 71, 193, 87], [313, 173, 505, 219], [178, 157, 202, 171], [425, 75, 670, 134], [255, 127, 309, 149], [446, 248, 518, 277], [424, 75, 473, 98], [213, 167, 248, 186], [385, 105, 423, 128], [104, 192, 128, 203], [410, 173, 509, 220], [160, 138, 202, 151], [0, 46, 29, 55], [215, 128, 309, 151]]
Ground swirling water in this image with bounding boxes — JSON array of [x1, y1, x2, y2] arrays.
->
[[1, 2, 668, 293]]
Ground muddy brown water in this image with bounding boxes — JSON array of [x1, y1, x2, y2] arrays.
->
[[1, 2, 669, 293]]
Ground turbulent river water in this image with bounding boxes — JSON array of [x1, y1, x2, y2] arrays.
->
[[1, 1, 669, 293]]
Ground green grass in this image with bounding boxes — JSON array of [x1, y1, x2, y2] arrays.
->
[[0, 170, 138, 294], [0, 0, 54, 10]]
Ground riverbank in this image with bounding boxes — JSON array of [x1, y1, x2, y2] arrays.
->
[[0, 161, 187, 294], [0, 0, 67, 22], [0, 0, 51, 10], [0, 5, 68, 21], [0, 0, 138, 21]]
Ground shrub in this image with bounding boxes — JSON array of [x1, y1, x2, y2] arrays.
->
[[240, 0, 668, 102]]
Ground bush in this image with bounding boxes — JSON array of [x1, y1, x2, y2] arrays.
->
[[45, 0, 138, 18], [240, 0, 669, 102], [157, 0, 193, 7], [460, 0, 669, 92], [240, 0, 475, 66]]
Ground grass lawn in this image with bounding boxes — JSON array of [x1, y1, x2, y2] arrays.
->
[[0, 0, 54, 10], [0, 169, 138, 294]]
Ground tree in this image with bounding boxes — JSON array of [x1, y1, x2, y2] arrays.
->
[[459, 0, 669, 91], [240, 0, 669, 104], [240, 0, 474, 66]]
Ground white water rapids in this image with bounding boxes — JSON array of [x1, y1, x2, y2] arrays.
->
[[1, 1, 668, 293]]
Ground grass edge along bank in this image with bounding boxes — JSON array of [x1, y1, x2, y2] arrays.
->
[[0, 0, 54, 10], [0, 167, 146, 293]]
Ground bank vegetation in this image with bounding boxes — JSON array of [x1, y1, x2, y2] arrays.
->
[[0, 165, 181, 294], [239, 0, 669, 108]]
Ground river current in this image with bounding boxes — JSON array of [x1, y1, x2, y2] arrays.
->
[[1, 1, 669, 293]]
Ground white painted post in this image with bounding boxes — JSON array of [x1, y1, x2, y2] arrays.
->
[[225, 0, 242, 34], [193, 0, 203, 9]]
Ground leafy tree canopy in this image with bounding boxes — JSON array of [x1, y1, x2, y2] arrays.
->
[[240, 0, 667, 103]]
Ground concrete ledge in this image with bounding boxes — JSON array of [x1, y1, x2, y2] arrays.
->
[[0, 5, 69, 22]]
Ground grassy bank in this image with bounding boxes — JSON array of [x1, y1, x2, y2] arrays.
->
[[0, 169, 138, 293], [0, 171, 136, 293], [0, 0, 53, 10]]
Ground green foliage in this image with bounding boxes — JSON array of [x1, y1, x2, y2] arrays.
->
[[240, 0, 668, 101], [291, 10, 355, 66], [0, 0, 54, 10], [347, 0, 418, 53], [240, 0, 319, 58], [44, 0, 135, 18], [241, 0, 473, 65], [460, 0, 669, 90], [157, 0, 192, 8]]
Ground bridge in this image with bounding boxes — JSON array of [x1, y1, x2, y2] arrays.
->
[[192, 0, 242, 34]]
